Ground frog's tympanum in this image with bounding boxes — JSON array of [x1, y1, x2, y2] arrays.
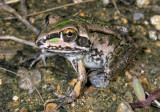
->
[[33, 15, 138, 110]]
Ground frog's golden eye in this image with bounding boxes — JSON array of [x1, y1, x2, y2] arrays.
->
[[62, 28, 77, 42]]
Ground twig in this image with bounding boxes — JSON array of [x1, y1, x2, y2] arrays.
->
[[3, 0, 94, 20], [20, 0, 27, 18], [0, 35, 37, 48], [0, 66, 17, 75], [112, 0, 123, 16], [0, 1, 40, 35]]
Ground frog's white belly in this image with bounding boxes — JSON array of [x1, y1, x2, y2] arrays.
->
[[83, 55, 104, 69]]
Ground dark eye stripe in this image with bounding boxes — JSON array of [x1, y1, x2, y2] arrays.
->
[[47, 33, 60, 40], [36, 33, 60, 46]]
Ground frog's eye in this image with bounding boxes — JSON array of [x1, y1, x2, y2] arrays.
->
[[62, 28, 77, 42]]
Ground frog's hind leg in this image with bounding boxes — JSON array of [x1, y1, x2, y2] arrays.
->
[[44, 60, 87, 111]]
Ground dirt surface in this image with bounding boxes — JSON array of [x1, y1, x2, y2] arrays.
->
[[0, 0, 160, 112]]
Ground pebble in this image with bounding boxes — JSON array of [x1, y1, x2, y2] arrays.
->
[[150, 15, 160, 30], [117, 102, 134, 112], [136, 0, 149, 7], [45, 103, 58, 112], [139, 77, 149, 85], [121, 18, 128, 24], [12, 95, 19, 102], [158, 34, 160, 40], [125, 71, 132, 80], [144, 48, 151, 53], [133, 13, 144, 21], [19, 107, 29, 112], [0, 79, 2, 85], [102, 0, 110, 5], [89, 73, 109, 88], [149, 30, 157, 40], [73, 0, 83, 3], [18, 69, 41, 93], [155, 41, 160, 47], [124, 91, 133, 102]]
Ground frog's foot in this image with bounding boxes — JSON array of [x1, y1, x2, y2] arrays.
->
[[44, 81, 81, 111], [89, 71, 110, 88]]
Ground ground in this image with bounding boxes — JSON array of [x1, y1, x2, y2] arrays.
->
[[0, 0, 160, 112]]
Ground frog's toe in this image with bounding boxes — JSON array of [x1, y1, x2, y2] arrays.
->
[[30, 54, 47, 67], [89, 72, 109, 88]]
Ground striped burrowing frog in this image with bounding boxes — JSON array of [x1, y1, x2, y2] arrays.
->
[[33, 14, 138, 109]]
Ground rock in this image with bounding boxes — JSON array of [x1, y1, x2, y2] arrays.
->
[[158, 34, 160, 40], [18, 68, 41, 93], [149, 30, 157, 40], [136, 0, 149, 7], [89, 72, 109, 88], [155, 41, 160, 47], [19, 107, 29, 112], [45, 103, 58, 112], [102, 0, 110, 5], [133, 13, 144, 21], [12, 95, 19, 102], [0, 79, 2, 85], [117, 102, 134, 112], [150, 15, 160, 30]]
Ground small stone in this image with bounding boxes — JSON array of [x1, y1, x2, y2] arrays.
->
[[102, 0, 110, 5], [12, 95, 19, 102], [124, 91, 133, 102], [112, 94, 116, 101], [129, 70, 142, 76], [0, 79, 2, 85], [125, 71, 132, 80], [144, 48, 151, 53], [144, 20, 149, 25], [20, 107, 29, 112], [80, 12, 85, 17], [158, 34, 160, 40], [139, 77, 149, 85], [73, 0, 83, 3], [136, 0, 149, 7], [117, 102, 134, 112], [45, 103, 58, 112], [155, 41, 160, 47], [133, 13, 144, 21], [121, 18, 128, 24], [29, 17, 35, 23], [150, 15, 160, 30], [141, 70, 144, 74], [89, 73, 109, 88], [149, 30, 157, 40]]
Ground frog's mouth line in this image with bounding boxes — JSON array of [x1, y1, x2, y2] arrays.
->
[[46, 45, 88, 53]]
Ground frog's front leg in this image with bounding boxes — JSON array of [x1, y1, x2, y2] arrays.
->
[[29, 49, 56, 67], [44, 60, 87, 111]]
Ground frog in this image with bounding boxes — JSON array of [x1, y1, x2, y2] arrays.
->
[[32, 14, 138, 110]]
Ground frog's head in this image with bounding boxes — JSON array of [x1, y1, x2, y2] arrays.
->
[[35, 15, 91, 53]]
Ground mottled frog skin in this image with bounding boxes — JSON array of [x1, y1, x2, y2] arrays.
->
[[33, 15, 138, 109]]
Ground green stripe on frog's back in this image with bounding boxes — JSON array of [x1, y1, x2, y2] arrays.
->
[[47, 18, 112, 31], [46, 20, 75, 31], [73, 18, 111, 26]]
